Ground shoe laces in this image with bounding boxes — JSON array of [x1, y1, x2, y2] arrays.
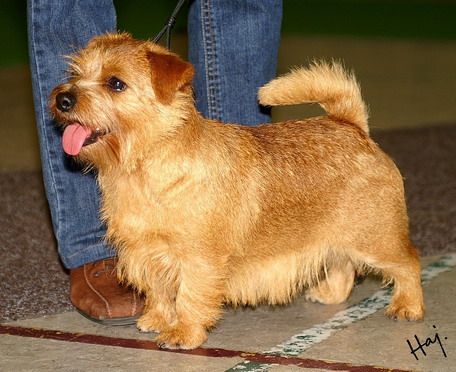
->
[[93, 259, 116, 277]]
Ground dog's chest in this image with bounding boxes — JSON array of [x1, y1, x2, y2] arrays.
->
[[101, 172, 205, 239]]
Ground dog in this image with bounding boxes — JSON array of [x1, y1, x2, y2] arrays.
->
[[50, 33, 424, 349]]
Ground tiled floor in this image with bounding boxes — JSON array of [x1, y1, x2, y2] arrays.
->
[[1, 255, 455, 371]]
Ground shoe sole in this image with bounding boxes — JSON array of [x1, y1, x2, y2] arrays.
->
[[76, 308, 139, 326]]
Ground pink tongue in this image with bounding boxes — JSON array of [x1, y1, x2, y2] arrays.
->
[[62, 124, 92, 156]]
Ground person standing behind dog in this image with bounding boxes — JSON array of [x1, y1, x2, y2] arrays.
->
[[27, 0, 282, 325]]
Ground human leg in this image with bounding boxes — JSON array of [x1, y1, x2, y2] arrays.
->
[[188, 0, 283, 125], [27, 0, 116, 269], [27, 0, 143, 324]]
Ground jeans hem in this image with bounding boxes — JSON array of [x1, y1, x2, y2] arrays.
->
[[63, 242, 116, 269]]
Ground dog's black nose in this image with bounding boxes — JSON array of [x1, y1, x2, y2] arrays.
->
[[56, 92, 76, 112]]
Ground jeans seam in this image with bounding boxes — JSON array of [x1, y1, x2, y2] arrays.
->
[[200, 0, 222, 121], [29, 0, 64, 239]]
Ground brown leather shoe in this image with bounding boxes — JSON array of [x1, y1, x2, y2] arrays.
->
[[70, 258, 144, 326]]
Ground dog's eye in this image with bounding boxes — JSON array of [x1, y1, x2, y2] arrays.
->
[[106, 77, 127, 92]]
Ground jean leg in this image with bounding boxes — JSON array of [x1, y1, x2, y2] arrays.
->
[[27, 0, 117, 269], [188, 0, 282, 125]]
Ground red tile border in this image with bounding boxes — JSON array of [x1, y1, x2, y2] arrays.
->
[[0, 324, 413, 372]]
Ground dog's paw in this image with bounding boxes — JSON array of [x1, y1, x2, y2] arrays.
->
[[385, 302, 424, 321], [305, 288, 323, 304], [305, 286, 347, 305], [385, 294, 424, 321], [155, 324, 207, 350], [136, 311, 169, 333]]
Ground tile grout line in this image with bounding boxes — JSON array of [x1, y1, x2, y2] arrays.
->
[[226, 253, 456, 371]]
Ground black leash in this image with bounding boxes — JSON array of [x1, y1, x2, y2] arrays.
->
[[153, 0, 187, 49]]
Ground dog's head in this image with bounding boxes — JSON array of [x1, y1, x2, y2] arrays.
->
[[50, 32, 194, 168]]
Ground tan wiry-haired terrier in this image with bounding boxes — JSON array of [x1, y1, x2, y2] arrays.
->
[[50, 33, 424, 349]]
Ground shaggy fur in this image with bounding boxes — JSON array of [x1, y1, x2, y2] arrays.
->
[[50, 33, 424, 349]]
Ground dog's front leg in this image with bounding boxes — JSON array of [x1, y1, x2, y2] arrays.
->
[[155, 254, 226, 350], [116, 239, 180, 334], [137, 290, 177, 334]]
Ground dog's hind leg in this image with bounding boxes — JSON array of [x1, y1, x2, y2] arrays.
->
[[354, 239, 424, 321], [383, 242, 424, 321], [305, 259, 355, 305]]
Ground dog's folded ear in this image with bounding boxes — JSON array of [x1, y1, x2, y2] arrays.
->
[[148, 51, 194, 104]]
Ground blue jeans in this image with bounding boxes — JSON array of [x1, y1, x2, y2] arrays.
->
[[27, 0, 282, 269], [188, 0, 282, 124]]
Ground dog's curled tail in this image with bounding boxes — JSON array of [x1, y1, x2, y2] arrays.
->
[[258, 61, 369, 134]]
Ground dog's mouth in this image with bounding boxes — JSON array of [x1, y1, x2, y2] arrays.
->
[[62, 123, 107, 156]]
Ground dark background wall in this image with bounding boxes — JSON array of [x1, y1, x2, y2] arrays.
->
[[1, 0, 456, 67]]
